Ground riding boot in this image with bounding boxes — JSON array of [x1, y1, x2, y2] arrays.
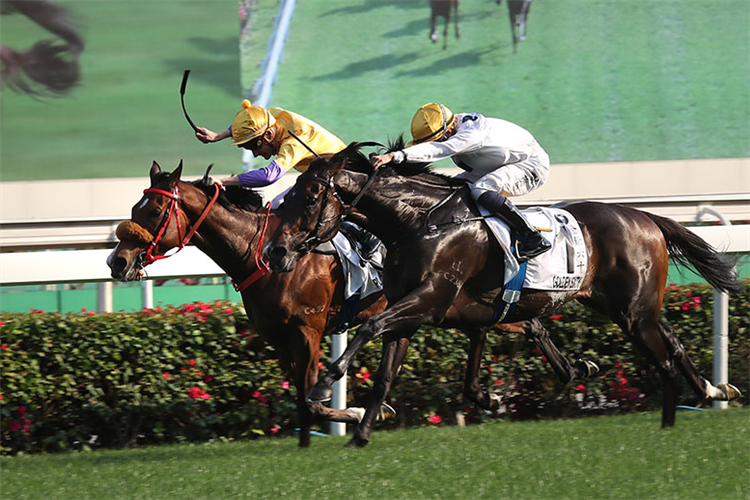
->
[[477, 191, 551, 262], [340, 222, 382, 259]]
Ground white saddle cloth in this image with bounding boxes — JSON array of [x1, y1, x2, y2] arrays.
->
[[478, 206, 588, 291], [332, 233, 384, 299]]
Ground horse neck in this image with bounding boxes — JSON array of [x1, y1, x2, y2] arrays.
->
[[179, 185, 271, 274], [339, 169, 455, 244]]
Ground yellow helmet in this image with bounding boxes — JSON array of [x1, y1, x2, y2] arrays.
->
[[408, 103, 455, 146], [229, 100, 276, 146]]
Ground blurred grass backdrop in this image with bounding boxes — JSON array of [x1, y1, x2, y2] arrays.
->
[[1, 0, 749, 181]]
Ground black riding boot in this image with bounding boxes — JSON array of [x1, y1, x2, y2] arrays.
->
[[477, 191, 551, 262], [340, 222, 382, 259]]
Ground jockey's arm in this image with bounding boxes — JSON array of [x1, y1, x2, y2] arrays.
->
[[219, 161, 285, 188], [195, 126, 231, 144]]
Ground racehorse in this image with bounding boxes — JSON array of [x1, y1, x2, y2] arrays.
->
[[498, 0, 532, 52], [265, 141, 743, 448], [429, 0, 460, 50], [106, 161, 393, 447], [0, 0, 84, 96]]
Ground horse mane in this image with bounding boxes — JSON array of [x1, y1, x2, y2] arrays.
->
[[150, 170, 264, 213], [191, 178, 264, 213], [339, 137, 464, 189]]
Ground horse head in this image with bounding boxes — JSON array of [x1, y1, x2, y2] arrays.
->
[[265, 142, 377, 273]]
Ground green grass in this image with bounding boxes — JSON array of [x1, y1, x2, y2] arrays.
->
[[2, 409, 748, 500], [1, 0, 748, 181]]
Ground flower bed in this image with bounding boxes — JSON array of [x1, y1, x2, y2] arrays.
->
[[1, 281, 747, 454]]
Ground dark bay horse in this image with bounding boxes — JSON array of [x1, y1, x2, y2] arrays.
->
[[0, 0, 84, 96], [106, 161, 392, 447], [497, 0, 532, 52], [429, 0, 460, 50], [265, 142, 743, 448]]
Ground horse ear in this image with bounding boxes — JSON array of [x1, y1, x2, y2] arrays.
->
[[150, 161, 162, 183], [167, 160, 183, 188], [202, 164, 214, 184]]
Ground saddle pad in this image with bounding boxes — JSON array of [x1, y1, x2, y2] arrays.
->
[[478, 206, 588, 291], [332, 233, 384, 299]]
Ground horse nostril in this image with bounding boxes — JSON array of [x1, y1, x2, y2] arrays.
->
[[112, 257, 127, 275], [268, 246, 287, 263]]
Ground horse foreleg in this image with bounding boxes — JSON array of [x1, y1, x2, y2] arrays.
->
[[463, 327, 501, 410], [308, 322, 384, 403], [347, 335, 412, 448], [454, 1, 460, 40], [443, 15, 449, 50], [430, 14, 438, 43]]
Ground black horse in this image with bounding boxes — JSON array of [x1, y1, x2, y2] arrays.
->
[[499, 0, 532, 52], [265, 141, 743, 448]]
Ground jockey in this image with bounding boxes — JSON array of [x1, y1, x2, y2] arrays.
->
[[196, 100, 381, 256], [370, 103, 551, 262], [195, 99, 345, 191]]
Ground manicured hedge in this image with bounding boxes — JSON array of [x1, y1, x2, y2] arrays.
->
[[1, 281, 748, 454]]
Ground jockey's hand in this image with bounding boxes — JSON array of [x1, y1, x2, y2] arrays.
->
[[211, 177, 226, 190], [195, 127, 218, 144], [370, 153, 394, 169]]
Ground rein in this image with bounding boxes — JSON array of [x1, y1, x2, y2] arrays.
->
[[139, 184, 220, 267], [232, 202, 273, 292]]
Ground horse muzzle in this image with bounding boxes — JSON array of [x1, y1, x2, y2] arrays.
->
[[264, 244, 297, 274]]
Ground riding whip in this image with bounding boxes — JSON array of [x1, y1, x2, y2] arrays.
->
[[180, 70, 200, 132]]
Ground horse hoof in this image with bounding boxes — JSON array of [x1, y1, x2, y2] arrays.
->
[[717, 383, 742, 401], [306, 384, 333, 403], [575, 359, 599, 378], [430, 32, 438, 43], [377, 402, 396, 421], [488, 392, 503, 411], [345, 437, 369, 449]]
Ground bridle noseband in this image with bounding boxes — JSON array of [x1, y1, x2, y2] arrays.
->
[[138, 184, 220, 268]]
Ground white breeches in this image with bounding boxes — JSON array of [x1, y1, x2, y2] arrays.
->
[[464, 151, 550, 199]]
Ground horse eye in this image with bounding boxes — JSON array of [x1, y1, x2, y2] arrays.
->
[[150, 208, 162, 218], [306, 196, 317, 207]]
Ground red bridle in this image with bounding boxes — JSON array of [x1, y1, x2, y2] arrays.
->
[[140, 185, 220, 266]]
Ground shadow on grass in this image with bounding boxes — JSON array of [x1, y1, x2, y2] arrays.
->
[[394, 45, 504, 77], [164, 36, 240, 98], [319, 0, 424, 17], [312, 52, 421, 81]]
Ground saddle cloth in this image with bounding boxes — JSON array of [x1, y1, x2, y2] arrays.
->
[[478, 205, 588, 291], [331, 232, 384, 300]]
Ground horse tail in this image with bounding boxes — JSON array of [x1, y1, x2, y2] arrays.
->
[[644, 212, 744, 295]]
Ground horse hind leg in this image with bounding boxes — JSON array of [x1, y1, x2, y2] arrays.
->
[[525, 319, 599, 384], [659, 320, 742, 402]]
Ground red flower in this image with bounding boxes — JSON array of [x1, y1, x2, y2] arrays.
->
[[575, 384, 587, 393], [186, 386, 210, 400], [187, 360, 196, 366], [252, 390, 268, 404], [281, 381, 290, 390], [202, 374, 213, 383], [17, 406, 27, 418], [427, 414, 442, 425], [1, 344, 7, 350], [550, 314, 563, 321], [0, 395, 4, 401], [8, 420, 21, 432], [355, 367, 371, 383], [269, 426, 280, 434], [162, 372, 171, 380], [223, 308, 234, 314]]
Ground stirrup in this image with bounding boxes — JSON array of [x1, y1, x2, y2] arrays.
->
[[516, 236, 551, 262]]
